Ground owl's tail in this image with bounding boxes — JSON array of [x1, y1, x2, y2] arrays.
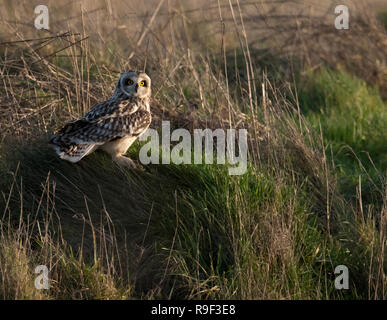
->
[[49, 134, 97, 163]]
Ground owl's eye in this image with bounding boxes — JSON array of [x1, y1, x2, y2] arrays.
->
[[126, 79, 134, 86], [139, 80, 146, 87]]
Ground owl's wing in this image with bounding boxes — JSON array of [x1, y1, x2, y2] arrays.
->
[[58, 109, 151, 145], [50, 99, 150, 162], [82, 98, 140, 122]]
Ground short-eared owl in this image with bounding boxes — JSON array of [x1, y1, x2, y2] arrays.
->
[[50, 70, 152, 168]]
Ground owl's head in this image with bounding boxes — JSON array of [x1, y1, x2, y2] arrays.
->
[[117, 70, 151, 99]]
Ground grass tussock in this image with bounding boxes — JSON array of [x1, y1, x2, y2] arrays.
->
[[0, 0, 386, 299]]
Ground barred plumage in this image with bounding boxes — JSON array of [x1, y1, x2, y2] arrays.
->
[[50, 70, 152, 168]]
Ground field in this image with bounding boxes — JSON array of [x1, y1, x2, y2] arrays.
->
[[0, 0, 386, 299]]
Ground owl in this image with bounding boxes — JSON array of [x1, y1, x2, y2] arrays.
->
[[50, 70, 152, 168]]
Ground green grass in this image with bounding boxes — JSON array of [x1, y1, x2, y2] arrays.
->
[[298, 68, 387, 205], [0, 117, 383, 299], [377, 11, 387, 30], [1, 63, 385, 299]]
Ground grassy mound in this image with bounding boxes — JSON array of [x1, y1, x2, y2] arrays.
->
[[0, 0, 385, 300]]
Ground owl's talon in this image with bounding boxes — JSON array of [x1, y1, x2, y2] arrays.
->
[[133, 160, 145, 171], [113, 156, 138, 169]]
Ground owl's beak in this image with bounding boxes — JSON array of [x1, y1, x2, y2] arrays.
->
[[134, 83, 139, 92]]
